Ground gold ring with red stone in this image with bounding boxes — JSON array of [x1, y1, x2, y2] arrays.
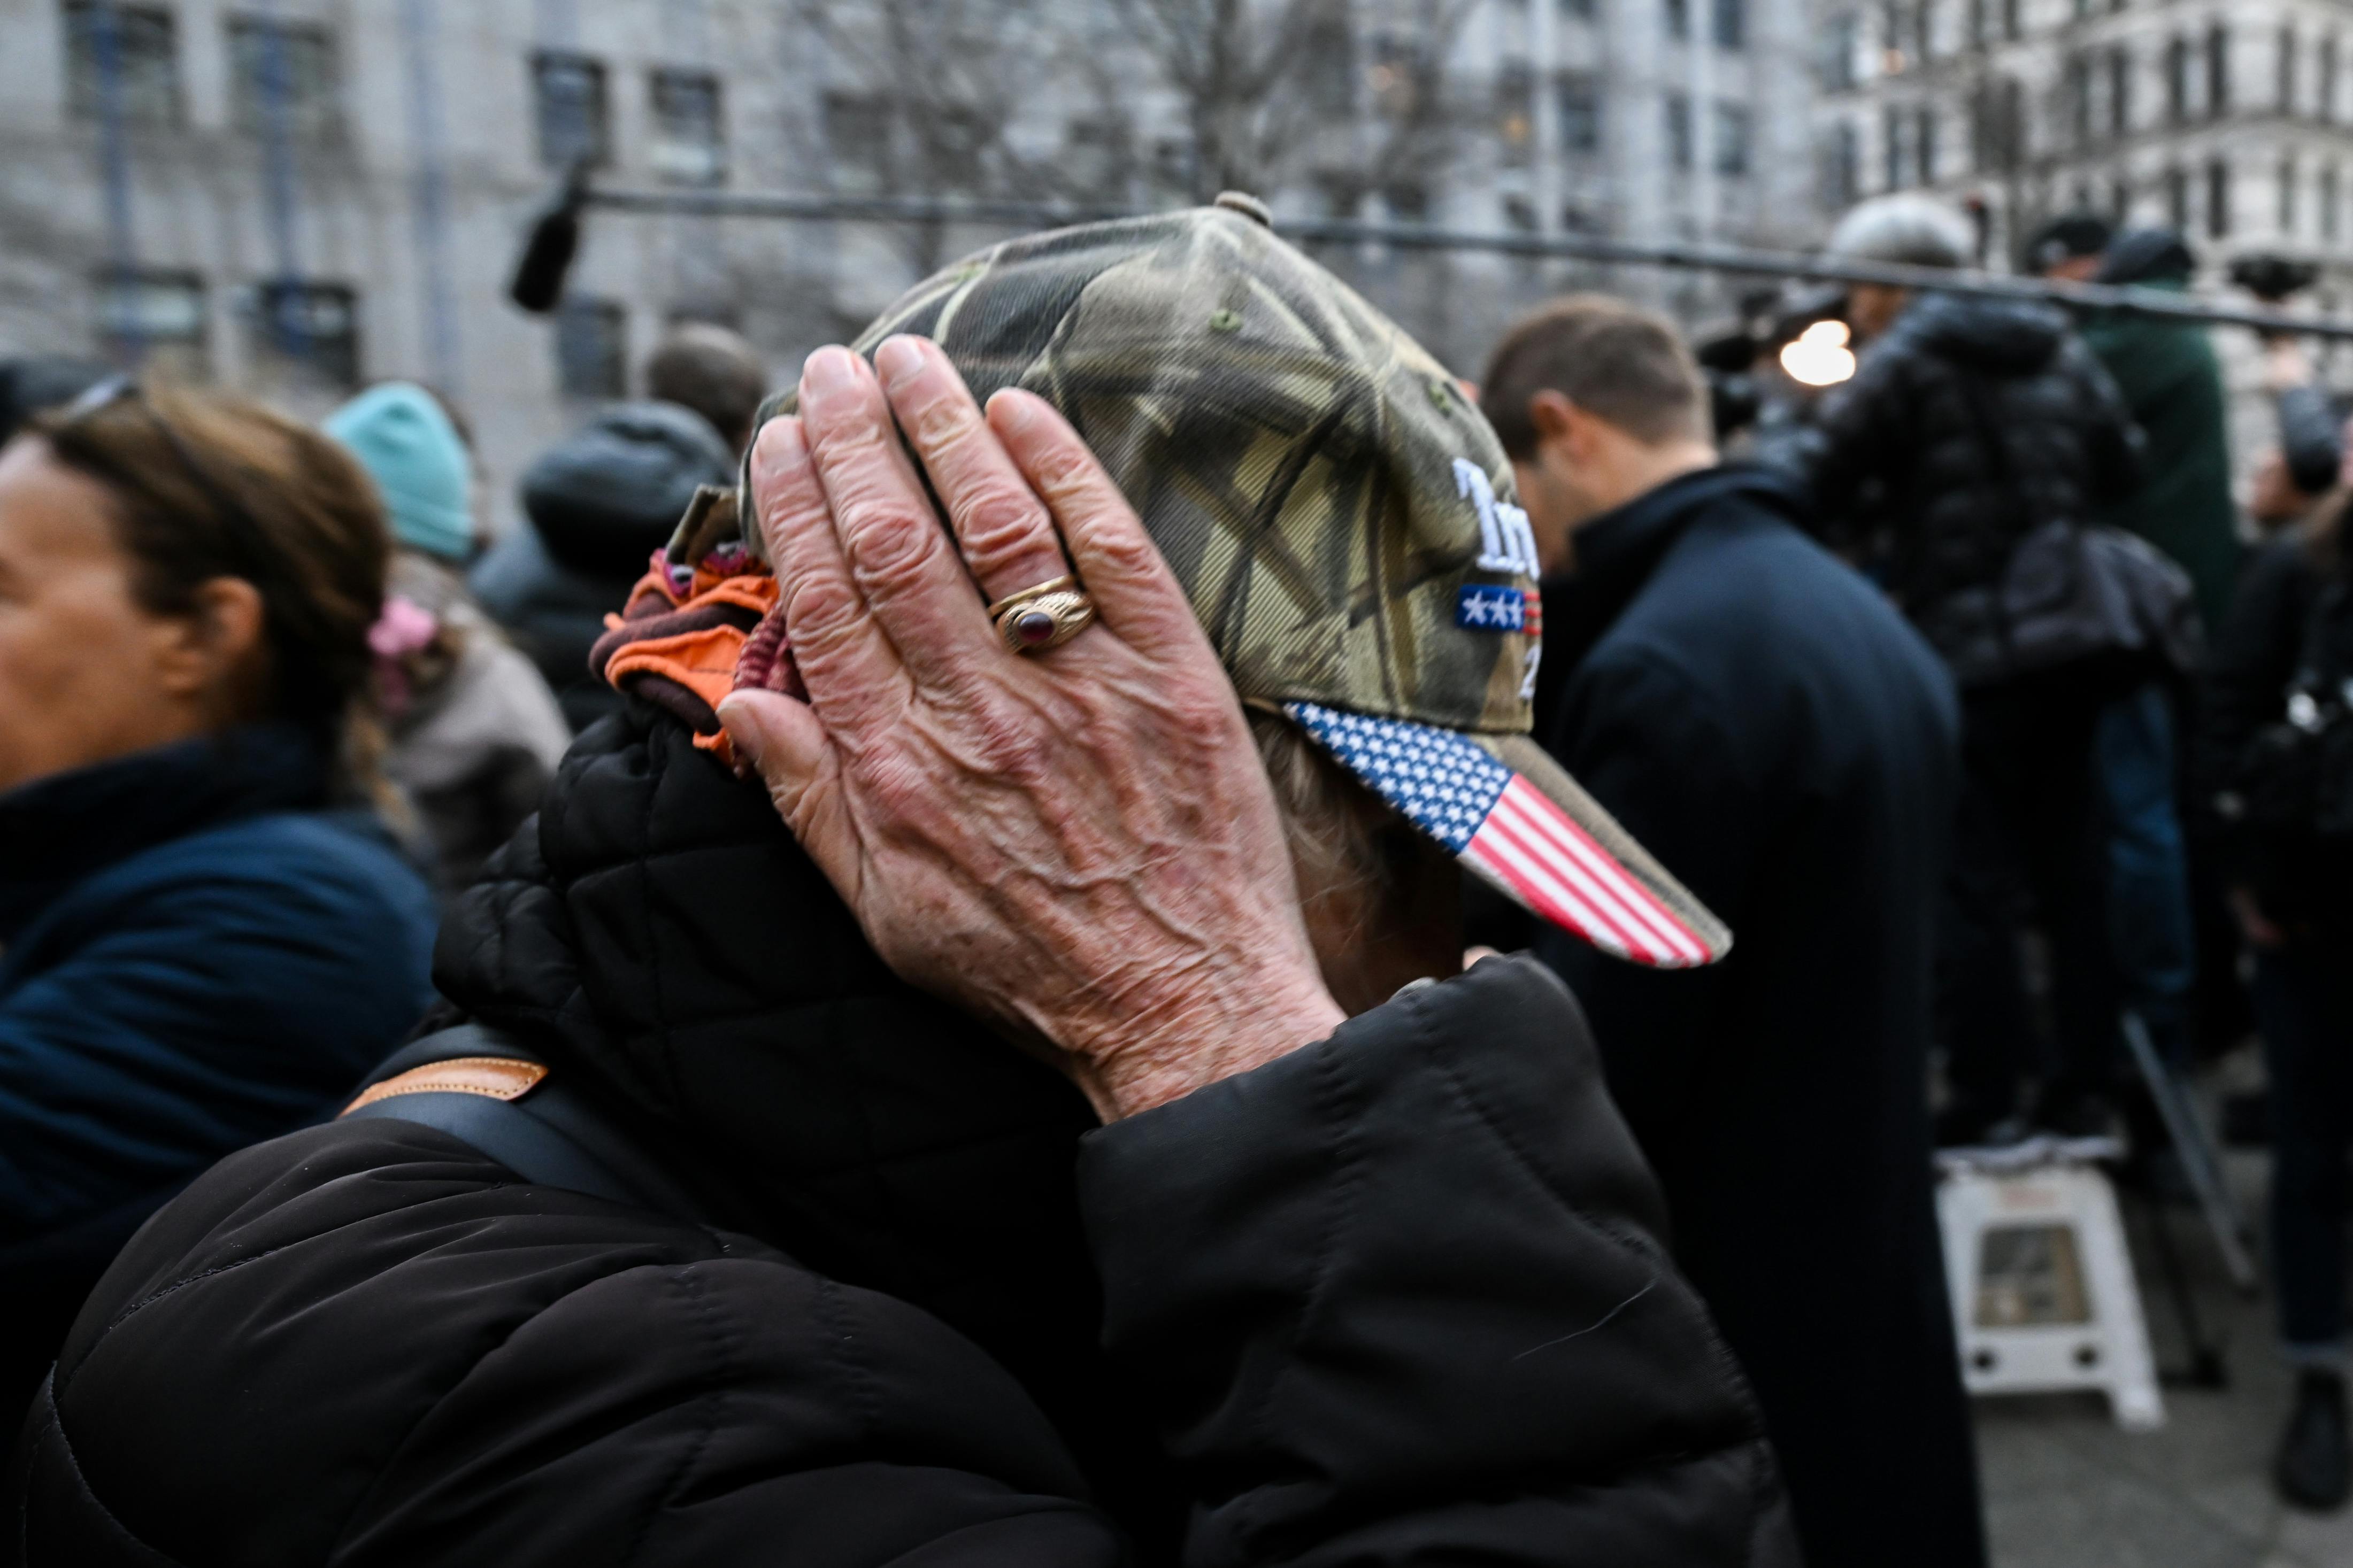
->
[[988, 575, 1096, 655]]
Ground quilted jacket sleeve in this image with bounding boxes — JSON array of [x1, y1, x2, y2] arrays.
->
[[1083, 956, 1798, 1568]]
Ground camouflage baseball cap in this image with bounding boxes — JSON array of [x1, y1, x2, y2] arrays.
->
[[744, 197, 1729, 967]]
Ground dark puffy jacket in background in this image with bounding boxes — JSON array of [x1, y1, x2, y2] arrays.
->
[[470, 402, 735, 730], [2079, 240, 2240, 635], [2198, 533, 2353, 925], [1806, 292, 2143, 682], [5, 703, 1798, 1568], [0, 725, 437, 1419]]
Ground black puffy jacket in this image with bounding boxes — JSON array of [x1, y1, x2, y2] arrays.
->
[[471, 403, 735, 730], [1806, 292, 2142, 681], [6, 702, 1797, 1567]]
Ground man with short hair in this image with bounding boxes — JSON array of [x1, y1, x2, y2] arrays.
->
[[644, 320, 769, 455], [1482, 293, 1985, 1568]]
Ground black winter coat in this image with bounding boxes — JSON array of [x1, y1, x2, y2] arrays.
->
[[2198, 532, 2353, 926], [6, 702, 1798, 1567], [1807, 292, 2142, 683], [1522, 467, 1985, 1568]]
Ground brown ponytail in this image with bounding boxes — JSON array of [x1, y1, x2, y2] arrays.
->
[[33, 382, 395, 807]]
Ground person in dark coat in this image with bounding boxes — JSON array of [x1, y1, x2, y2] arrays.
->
[[1480, 293, 1982, 1568], [2200, 496, 2353, 1509], [470, 399, 735, 730], [1808, 195, 2144, 1141], [10, 212, 1795, 1567], [2024, 215, 2212, 1084], [0, 381, 437, 1418]]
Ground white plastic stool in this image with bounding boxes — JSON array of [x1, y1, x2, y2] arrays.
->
[[1936, 1137, 2164, 1432]]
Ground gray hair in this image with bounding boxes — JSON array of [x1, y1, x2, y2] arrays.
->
[[1825, 195, 1974, 269]]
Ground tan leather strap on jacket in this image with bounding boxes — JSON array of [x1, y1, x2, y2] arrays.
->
[[342, 1056, 548, 1116]]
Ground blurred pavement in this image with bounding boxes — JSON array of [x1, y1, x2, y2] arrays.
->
[[1976, 1065, 2353, 1568]]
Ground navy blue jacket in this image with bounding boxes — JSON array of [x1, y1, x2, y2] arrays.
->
[[1527, 466, 1982, 1568], [0, 726, 437, 1413]]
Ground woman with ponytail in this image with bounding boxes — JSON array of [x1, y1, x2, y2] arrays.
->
[[0, 380, 437, 1416]]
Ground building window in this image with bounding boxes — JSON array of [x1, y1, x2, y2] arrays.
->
[[2325, 34, 2341, 121], [1885, 102, 1905, 188], [2001, 0, 2019, 42], [1834, 119, 1860, 203], [1826, 12, 1858, 90], [2109, 46, 2132, 135], [1913, 0, 1932, 62], [2325, 163, 2342, 241], [1665, 0, 1689, 42], [1302, 11, 1355, 116], [2206, 157, 2230, 236], [94, 268, 205, 379], [2111, 175, 2131, 222], [1915, 104, 1936, 183], [2280, 24, 2299, 113], [649, 68, 724, 185], [555, 298, 627, 399], [227, 18, 337, 138], [2281, 153, 2300, 233], [1666, 91, 1693, 169], [2206, 25, 2229, 118], [2165, 164, 2189, 228], [2066, 54, 2092, 147], [1559, 0, 1596, 19], [1381, 182, 1428, 222], [824, 91, 891, 192], [1966, 0, 1985, 50], [1713, 0, 1745, 48], [1558, 75, 1602, 153], [63, 3, 178, 125], [1714, 101, 1751, 174], [2165, 35, 2189, 121], [248, 280, 359, 388], [533, 51, 610, 170], [1495, 61, 1535, 164]]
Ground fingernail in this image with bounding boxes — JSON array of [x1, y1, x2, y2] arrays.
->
[[802, 346, 858, 400], [751, 415, 808, 477], [990, 390, 1035, 432], [714, 694, 765, 762], [873, 335, 923, 385]]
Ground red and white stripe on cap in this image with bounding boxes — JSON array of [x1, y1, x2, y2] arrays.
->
[[1461, 775, 1718, 968]]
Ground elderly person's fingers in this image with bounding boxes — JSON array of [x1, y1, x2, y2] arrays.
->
[[749, 414, 910, 728], [985, 389, 1208, 661], [872, 336, 1073, 605], [797, 346, 995, 692]]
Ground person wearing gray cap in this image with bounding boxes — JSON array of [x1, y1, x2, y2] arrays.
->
[[1802, 194, 2150, 1145]]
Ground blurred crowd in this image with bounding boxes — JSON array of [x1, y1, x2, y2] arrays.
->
[[0, 190, 2348, 1566]]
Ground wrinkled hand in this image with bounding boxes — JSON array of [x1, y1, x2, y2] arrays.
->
[[717, 338, 1345, 1120]]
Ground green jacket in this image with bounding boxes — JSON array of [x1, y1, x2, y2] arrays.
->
[[2080, 281, 2240, 634]]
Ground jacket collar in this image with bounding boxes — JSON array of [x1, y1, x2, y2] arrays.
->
[[0, 723, 328, 939], [1539, 462, 1807, 681]]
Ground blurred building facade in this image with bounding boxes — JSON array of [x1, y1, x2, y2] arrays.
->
[[1816, 0, 2353, 443], [0, 0, 1823, 527], [1817, 0, 2353, 274]]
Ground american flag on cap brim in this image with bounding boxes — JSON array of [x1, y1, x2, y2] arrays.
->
[[1285, 701, 1729, 969]]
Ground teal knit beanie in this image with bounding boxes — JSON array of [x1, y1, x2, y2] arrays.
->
[[325, 382, 474, 561]]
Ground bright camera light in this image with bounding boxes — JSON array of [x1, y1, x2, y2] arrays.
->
[[1779, 319, 1857, 388]]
